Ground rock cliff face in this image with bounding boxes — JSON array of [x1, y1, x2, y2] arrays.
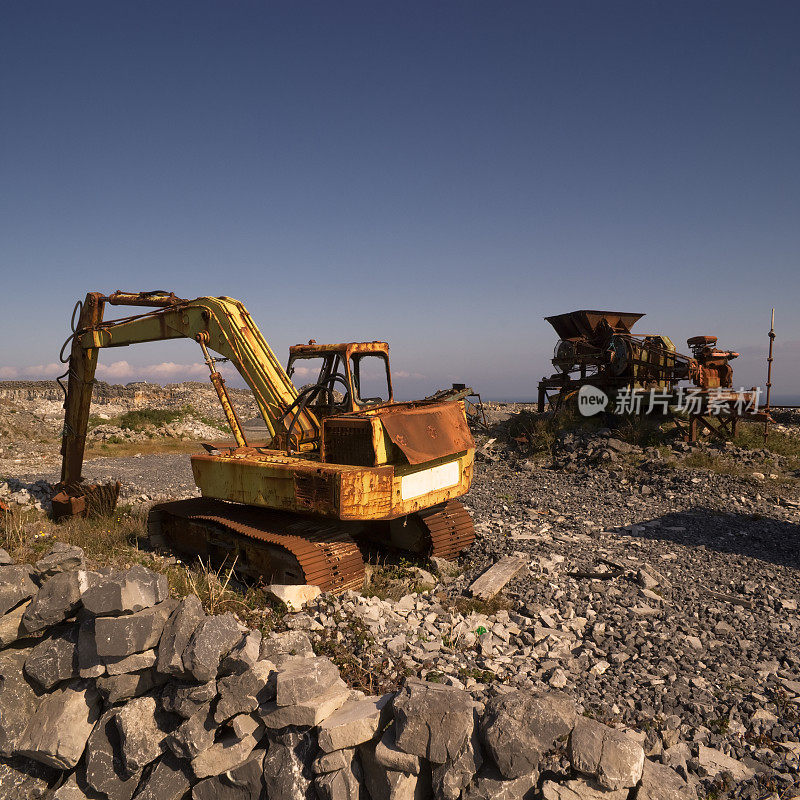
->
[[0, 380, 256, 411], [0, 547, 697, 800], [0, 380, 262, 486]]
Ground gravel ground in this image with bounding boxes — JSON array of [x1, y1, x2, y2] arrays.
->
[[2, 408, 799, 796]]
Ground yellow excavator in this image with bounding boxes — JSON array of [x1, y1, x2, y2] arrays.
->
[[53, 291, 476, 592]]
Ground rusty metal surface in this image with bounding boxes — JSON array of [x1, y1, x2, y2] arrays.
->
[[289, 341, 390, 359], [106, 291, 187, 307], [537, 308, 747, 425], [687, 337, 739, 389], [52, 481, 120, 521], [59, 293, 105, 487], [545, 310, 644, 341], [417, 500, 475, 560], [379, 402, 474, 465], [423, 385, 488, 428], [151, 497, 365, 593]]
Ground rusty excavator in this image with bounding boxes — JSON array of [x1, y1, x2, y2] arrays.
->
[[53, 291, 477, 592]]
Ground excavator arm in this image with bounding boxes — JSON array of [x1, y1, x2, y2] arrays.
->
[[55, 291, 320, 518]]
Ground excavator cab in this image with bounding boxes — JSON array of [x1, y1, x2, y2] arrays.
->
[[286, 341, 394, 418]]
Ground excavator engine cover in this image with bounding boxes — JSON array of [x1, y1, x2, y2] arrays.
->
[[379, 403, 473, 465]]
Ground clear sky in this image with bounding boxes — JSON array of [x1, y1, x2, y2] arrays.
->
[[1, 2, 798, 400]]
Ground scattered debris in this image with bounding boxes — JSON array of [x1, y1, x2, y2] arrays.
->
[[468, 555, 528, 601]]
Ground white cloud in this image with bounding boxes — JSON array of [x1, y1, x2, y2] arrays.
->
[[94, 361, 236, 383], [143, 361, 208, 378], [95, 360, 135, 379], [0, 359, 240, 385], [19, 363, 63, 378], [393, 371, 426, 379]]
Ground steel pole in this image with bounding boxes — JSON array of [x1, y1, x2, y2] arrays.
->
[[764, 308, 775, 444]]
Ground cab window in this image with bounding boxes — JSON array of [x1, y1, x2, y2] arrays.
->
[[349, 354, 390, 406], [287, 354, 350, 413]]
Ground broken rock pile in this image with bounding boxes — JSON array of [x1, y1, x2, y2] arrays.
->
[[0, 545, 697, 799]]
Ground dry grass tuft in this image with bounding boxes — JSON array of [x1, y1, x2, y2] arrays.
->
[[0, 504, 285, 632]]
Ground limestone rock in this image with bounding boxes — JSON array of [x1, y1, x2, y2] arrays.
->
[[156, 594, 205, 677], [0, 599, 32, 647], [697, 744, 755, 782], [462, 765, 539, 800], [541, 777, 629, 799], [77, 613, 105, 678], [569, 717, 644, 790], [275, 655, 341, 706], [0, 758, 55, 798], [182, 613, 242, 682], [360, 739, 432, 800], [45, 773, 89, 800], [115, 695, 177, 773], [262, 727, 316, 800], [313, 747, 359, 774], [481, 690, 576, 779], [166, 702, 216, 760], [317, 694, 392, 752], [393, 678, 475, 764], [259, 680, 351, 729], [95, 599, 177, 658], [219, 629, 262, 676], [81, 565, 168, 616], [97, 668, 167, 703], [85, 708, 142, 800], [375, 724, 421, 775], [132, 752, 193, 800], [215, 659, 275, 723], [35, 542, 86, 578], [104, 648, 158, 675], [0, 647, 42, 756], [260, 630, 314, 665], [161, 678, 218, 719], [191, 714, 263, 779], [266, 583, 321, 611], [16, 679, 102, 769], [0, 548, 12, 566], [193, 748, 266, 800], [0, 564, 37, 616], [24, 625, 80, 690], [22, 570, 94, 633], [634, 759, 696, 799], [433, 726, 483, 800], [314, 753, 363, 800]]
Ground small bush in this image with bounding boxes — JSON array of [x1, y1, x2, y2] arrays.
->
[[118, 407, 187, 430], [736, 421, 800, 461], [364, 562, 433, 601], [503, 404, 602, 454], [440, 593, 512, 617]]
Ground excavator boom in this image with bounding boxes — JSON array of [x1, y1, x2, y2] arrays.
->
[[59, 291, 320, 489]]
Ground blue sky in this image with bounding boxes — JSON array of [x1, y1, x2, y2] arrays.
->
[[1, 1, 798, 400]]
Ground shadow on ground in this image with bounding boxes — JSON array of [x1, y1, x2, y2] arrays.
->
[[617, 508, 800, 571]]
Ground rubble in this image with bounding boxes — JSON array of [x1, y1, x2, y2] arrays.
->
[[1, 387, 800, 798], [16, 679, 102, 769], [81, 564, 169, 616], [0, 563, 37, 616], [0, 558, 701, 800]]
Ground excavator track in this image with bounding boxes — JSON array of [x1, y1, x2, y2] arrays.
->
[[148, 498, 474, 595], [148, 498, 366, 593], [416, 500, 476, 560]]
